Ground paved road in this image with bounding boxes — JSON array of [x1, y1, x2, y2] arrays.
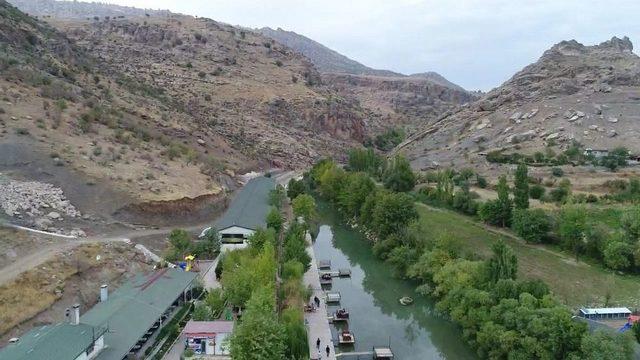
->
[[304, 237, 336, 360]]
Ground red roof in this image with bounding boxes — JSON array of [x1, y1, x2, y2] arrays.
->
[[183, 321, 234, 337], [628, 315, 640, 323]]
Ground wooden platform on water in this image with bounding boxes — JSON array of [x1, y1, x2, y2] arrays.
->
[[319, 268, 352, 277]]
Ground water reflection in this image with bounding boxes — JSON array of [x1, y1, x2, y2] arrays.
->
[[314, 201, 476, 360]]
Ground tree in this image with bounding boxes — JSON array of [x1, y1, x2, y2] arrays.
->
[[347, 147, 383, 176], [286, 178, 305, 200], [292, 194, 316, 222], [558, 206, 587, 260], [621, 206, 640, 243], [479, 176, 512, 227], [266, 207, 283, 233], [514, 163, 529, 209], [193, 227, 221, 258], [600, 147, 629, 172], [192, 303, 213, 321], [230, 286, 285, 360], [529, 184, 545, 200], [247, 227, 276, 252], [580, 330, 634, 360], [337, 173, 375, 218], [205, 288, 226, 316], [383, 155, 416, 192], [603, 241, 634, 270], [269, 185, 286, 209], [371, 192, 418, 239], [511, 208, 551, 243], [167, 228, 192, 260], [487, 240, 518, 283]]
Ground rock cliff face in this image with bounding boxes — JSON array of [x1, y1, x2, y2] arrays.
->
[[397, 36, 640, 170]]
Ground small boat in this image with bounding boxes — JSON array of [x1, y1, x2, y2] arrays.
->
[[318, 260, 331, 270], [338, 268, 351, 277], [399, 296, 414, 306], [334, 308, 349, 320], [326, 292, 341, 303], [338, 330, 355, 344]]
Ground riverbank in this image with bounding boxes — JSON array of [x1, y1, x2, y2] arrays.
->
[[313, 201, 476, 359]]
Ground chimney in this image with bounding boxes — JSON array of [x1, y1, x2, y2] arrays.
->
[[72, 304, 80, 325], [100, 284, 108, 302]]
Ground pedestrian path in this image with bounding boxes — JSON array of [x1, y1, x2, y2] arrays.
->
[[303, 238, 336, 360]]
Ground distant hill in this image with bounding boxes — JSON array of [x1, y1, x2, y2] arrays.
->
[[258, 27, 401, 77], [8, 0, 171, 19], [409, 71, 467, 92]]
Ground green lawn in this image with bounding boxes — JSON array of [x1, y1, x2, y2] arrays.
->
[[414, 204, 640, 309]]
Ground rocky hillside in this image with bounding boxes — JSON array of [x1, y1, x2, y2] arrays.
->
[[324, 73, 477, 132], [259, 27, 400, 77], [397, 36, 640, 170], [0, 1, 371, 212], [8, 0, 170, 19]]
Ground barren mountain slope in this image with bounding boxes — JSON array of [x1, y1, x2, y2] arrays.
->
[[1, 2, 371, 211], [9, 0, 171, 19], [397, 36, 640, 170], [259, 26, 400, 77]]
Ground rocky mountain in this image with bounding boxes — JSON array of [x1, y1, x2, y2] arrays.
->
[[259, 26, 400, 77], [258, 27, 476, 130], [0, 1, 371, 208], [396, 36, 640, 171], [8, 0, 170, 19]]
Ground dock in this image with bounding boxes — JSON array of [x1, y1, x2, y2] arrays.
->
[[304, 245, 336, 360], [319, 268, 352, 278]]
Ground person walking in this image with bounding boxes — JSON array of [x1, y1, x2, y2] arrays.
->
[[326, 344, 330, 357], [316, 337, 321, 349]]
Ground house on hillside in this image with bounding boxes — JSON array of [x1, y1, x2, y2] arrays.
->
[[202, 176, 275, 243]]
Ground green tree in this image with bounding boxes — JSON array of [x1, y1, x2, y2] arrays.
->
[[621, 206, 640, 243], [292, 194, 316, 222], [281, 308, 308, 360], [487, 240, 518, 283], [383, 155, 416, 192], [347, 147, 384, 176], [266, 207, 283, 233], [230, 286, 285, 360], [371, 192, 418, 238], [479, 176, 512, 227], [529, 184, 546, 200], [269, 185, 286, 209], [603, 241, 634, 270], [337, 173, 375, 218], [205, 288, 226, 316], [247, 227, 276, 252], [286, 178, 305, 200], [511, 208, 551, 243], [192, 303, 213, 321], [514, 163, 530, 209], [580, 330, 634, 360], [558, 205, 587, 260], [193, 227, 220, 258], [167, 228, 192, 260]]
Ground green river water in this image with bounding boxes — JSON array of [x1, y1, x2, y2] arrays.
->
[[314, 201, 476, 359]]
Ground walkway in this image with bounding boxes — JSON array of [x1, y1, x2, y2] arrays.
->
[[303, 236, 336, 360]]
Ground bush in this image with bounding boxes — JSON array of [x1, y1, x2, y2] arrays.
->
[[551, 167, 564, 177], [529, 184, 545, 199], [512, 208, 551, 243], [476, 174, 487, 188], [603, 241, 634, 270]]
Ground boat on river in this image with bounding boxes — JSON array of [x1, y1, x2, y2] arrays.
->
[[326, 291, 341, 303], [399, 296, 414, 306], [338, 329, 355, 344], [334, 308, 349, 321]]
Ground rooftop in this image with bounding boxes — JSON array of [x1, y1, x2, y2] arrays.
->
[[214, 176, 275, 231], [81, 268, 197, 360], [183, 320, 234, 336], [579, 307, 631, 315], [0, 322, 107, 360]]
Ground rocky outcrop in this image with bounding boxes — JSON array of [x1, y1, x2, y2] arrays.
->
[[397, 36, 640, 169]]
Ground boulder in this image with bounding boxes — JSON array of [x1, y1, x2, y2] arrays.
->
[[546, 132, 560, 141], [47, 211, 61, 220], [607, 117, 619, 123]]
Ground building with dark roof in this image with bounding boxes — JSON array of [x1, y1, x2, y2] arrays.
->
[[82, 268, 197, 360], [0, 322, 107, 360], [0, 268, 197, 360], [211, 176, 275, 242]]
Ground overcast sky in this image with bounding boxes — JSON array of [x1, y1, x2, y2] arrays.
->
[[101, 0, 640, 91]]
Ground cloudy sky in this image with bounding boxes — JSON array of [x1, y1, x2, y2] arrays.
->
[[103, 0, 639, 91]]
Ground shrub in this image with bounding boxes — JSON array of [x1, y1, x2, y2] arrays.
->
[[476, 174, 487, 188], [529, 184, 545, 199], [512, 208, 551, 243], [14, 127, 29, 135], [603, 241, 634, 270], [551, 167, 564, 177]]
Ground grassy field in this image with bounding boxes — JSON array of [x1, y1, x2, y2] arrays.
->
[[414, 203, 640, 308]]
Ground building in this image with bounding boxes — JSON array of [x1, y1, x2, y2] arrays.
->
[[183, 320, 234, 355], [81, 268, 197, 360], [578, 307, 632, 320], [211, 176, 275, 242], [0, 321, 107, 360]]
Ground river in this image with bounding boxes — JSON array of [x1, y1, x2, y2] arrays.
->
[[314, 201, 476, 359]]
